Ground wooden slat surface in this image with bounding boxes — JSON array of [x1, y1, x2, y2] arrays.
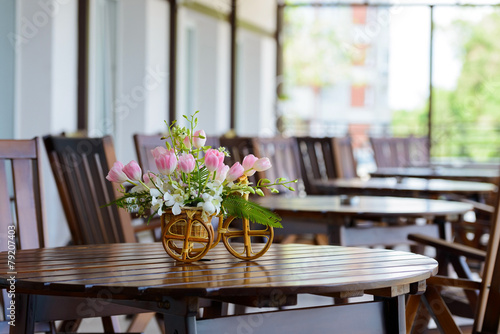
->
[[256, 195, 473, 218], [314, 177, 496, 196], [371, 167, 500, 184], [0, 243, 437, 302]]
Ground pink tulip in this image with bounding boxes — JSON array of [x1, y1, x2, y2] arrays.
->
[[204, 149, 222, 172], [123, 160, 142, 181], [151, 146, 168, 159], [215, 164, 229, 183], [155, 149, 177, 175], [106, 161, 128, 183], [183, 136, 192, 149], [178, 153, 196, 173], [193, 130, 206, 149], [242, 154, 259, 176], [206, 148, 225, 166], [226, 162, 244, 183], [253, 157, 272, 172]]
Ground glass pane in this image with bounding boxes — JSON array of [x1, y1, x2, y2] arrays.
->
[[432, 6, 500, 162]]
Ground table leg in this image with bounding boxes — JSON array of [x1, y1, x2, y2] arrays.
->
[[163, 312, 197, 334], [327, 214, 346, 245], [376, 294, 406, 334], [11, 293, 36, 334]]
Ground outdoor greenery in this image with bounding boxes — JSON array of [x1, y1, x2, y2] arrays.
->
[[392, 9, 500, 160]]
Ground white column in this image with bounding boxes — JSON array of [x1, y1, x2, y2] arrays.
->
[[115, 0, 169, 163], [15, 0, 78, 247], [0, 0, 16, 139]]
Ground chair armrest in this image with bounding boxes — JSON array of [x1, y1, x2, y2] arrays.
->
[[427, 276, 481, 291], [459, 198, 495, 215], [408, 233, 486, 261]]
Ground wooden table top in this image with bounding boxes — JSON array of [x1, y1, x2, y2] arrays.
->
[[370, 167, 500, 183], [0, 243, 438, 301], [313, 177, 497, 196], [255, 195, 473, 218]]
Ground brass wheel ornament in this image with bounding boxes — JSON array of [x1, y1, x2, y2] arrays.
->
[[161, 210, 214, 262], [220, 215, 274, 260]]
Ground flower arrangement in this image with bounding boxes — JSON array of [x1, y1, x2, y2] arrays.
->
[[105, 111, 296, 227]]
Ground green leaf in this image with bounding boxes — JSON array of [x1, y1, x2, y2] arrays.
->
[[255, 189, 264, 196], [221, 195, 283, 228]]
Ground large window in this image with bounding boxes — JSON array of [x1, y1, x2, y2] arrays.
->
[[282, 1, 500, 162]]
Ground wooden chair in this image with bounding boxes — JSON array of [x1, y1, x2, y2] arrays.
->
[[370, 136, 410, 168], [218, 136, 254, 166], [43, 135, 158, 332], [295, 136, 345, 195], [252, 137, 305, 196], [406, 189, 500, 333], [370, 136, 429, 168], [332, 136, 358, 179], [0, 138, 55, 333]]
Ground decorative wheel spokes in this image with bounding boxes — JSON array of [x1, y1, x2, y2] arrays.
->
[[221, 216, 274, 260], [162, 218, 213, 262]]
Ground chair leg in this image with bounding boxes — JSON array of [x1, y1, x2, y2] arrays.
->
[[405, 294, 421, 334], [421, 286, 462, 334], [101, 316, 121, 333], [127, 312, 156, 332], [58, 319, 82, 332]]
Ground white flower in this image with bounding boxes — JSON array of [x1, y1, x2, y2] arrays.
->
[[164, 192, 184, 215]]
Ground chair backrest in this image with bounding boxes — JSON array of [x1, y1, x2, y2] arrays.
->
[[44, 135, 136, 245], [0, 138, 45, 251], [252, 137, 304, 196], [369, 137, 409, 168], [0, 138, 52, 334], [407, 135, 430, 167], [332, 136, 358, 179], [370, 136, 430, 168], [295, 136, 341, 194], [134, 133, 220, 173], [219, 137, 254, 167]]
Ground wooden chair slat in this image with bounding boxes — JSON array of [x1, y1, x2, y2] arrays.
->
[[0, 140, 37, 159], [12, 158, 40, 249], [0, 160, 13, 251]]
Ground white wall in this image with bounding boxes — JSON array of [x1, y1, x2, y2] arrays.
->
[[0, 0, 16, 139], [15, 0, 78, 247], [113, 0, 169, 163], [235, 30, 277, 137], [177, 8, 231, 135]]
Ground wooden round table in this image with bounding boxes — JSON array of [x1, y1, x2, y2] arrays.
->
[[370, 167, 500, 184], [312, 177, 497, 199], [1, 242, 437, 334], [255, 195, 474, 246]]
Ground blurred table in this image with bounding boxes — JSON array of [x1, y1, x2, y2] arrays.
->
[[370, 167, 500, 184], [1, 242, 437, 334], [312, 178, 496, 200], [255, 195, 473, 246]]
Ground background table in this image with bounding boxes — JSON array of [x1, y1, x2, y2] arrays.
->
[[1, 243, 437, 334], [370, 166, 500, 184], [313, 177, 496, 200], [255, 195, 473, 246]]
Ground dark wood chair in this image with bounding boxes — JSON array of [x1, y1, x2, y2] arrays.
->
[[218, 136, 254, 166], [251, 136, 305, 197], [0, 138, 55, 333], [370, 136, 429, 168], [295, 136, 345, 195], [406, 189, 500, 333], [333, 136, 358, 179], [370, 136, 410, 168], [43, 135, 157, 332]]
